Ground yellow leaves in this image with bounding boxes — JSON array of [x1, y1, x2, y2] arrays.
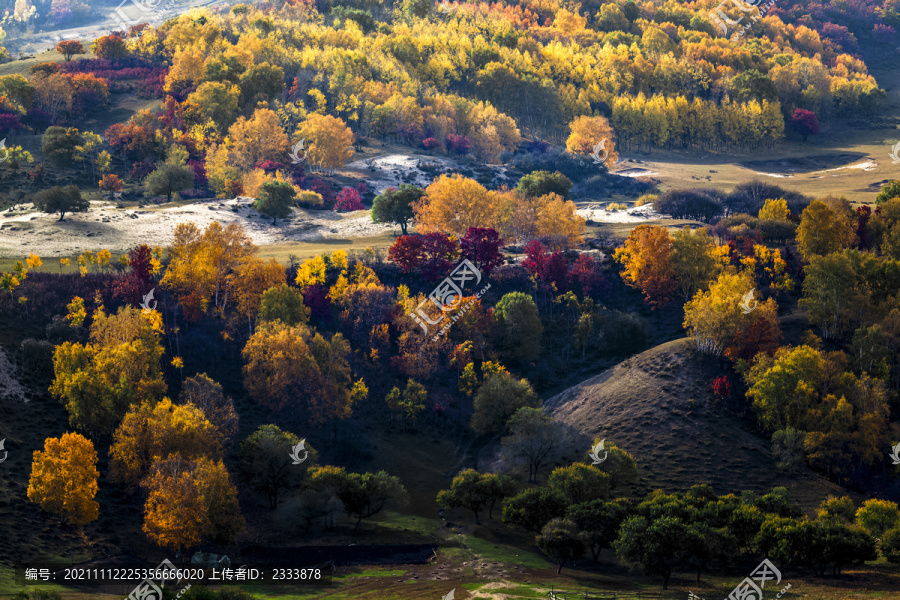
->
[[566, 115, 619, 168], [25, 252, 42, 270], [110, 397, 223, 488], [27, 432, 99, 526], [230, 256, 286, 325], [297, 113, 354, 174], [415, 174, 498, 237], [52, 306, 167, 434], [328, 274, 349, 304], [171, 356, 184, 369], [66, 296, 86, 327], [330, 249, 349, 272], [295, 255, 327, 290]]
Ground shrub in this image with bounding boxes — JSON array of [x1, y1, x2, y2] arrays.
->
[[297, 190, 324, 208]]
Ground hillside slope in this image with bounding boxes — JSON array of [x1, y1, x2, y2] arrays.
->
[[546, 338, 850, 512]]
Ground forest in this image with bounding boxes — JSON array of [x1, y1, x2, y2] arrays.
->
[[1, 0, 900, 599]]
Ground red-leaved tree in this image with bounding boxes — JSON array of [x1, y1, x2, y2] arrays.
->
[[790, 109, 819, 142], [460, 227, 504, 275]]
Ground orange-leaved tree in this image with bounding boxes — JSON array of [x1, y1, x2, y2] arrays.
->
[[242, 320, 364, 423], [614, 224, 677, 309], [27, 432, 100, 525]]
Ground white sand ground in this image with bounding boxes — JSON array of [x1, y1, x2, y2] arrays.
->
[[0, 198, 395, 257], [577, 202, 668, 223]]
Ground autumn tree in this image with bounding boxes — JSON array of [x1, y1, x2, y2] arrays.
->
[[254, 180, 296, 224], [55, 40, 85, 61], [258, 283, 310, 326], [51, 307, 166, 435], [414, 174, 499, 237], [230, 108, 290, 172], [856, 499, 900, 538], [33, 185, 89, 221], [371, 184, 424, 234], [91, 35, 129, 59], [460, 227, 504, 275], [791, 109, 819, 141], [178, 373, 239, 445], [242, 320, 362, 423], [142, 455, 244, 552], [796, 198, 856, 261], [186, 81, 240, 133], [230, 257, 287, 333], [297, 113, 354, 175], [27, 432, 99, 526], [565, 115, 618, 168], [670, 226, 726, 300], [109, 397, 223, 488], [683, 271, 781, 358], [615, 225, 677, 309], [239, 424, 317, 509], [161, 221, 256, 312]]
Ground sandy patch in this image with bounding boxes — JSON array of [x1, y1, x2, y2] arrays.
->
[[613, 167, 660, 177], [346, 153, 463, 194], [578, 203, 668, 223], [755, 172, 794, 178], [817, 160, 878, 173], [0, 198, 394, 257]]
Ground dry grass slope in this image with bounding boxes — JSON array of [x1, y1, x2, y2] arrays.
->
[[546, 338, 850, 512]]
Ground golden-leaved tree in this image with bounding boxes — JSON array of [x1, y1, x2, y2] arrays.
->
[[141, 455, 244, 552], [565, 115, 619, 168], [297, 113, 354, 175], [109, 397, 223, 488], [161, 221, 256, 314], [50, 307, 166, 435], [242, 320, 366, 423], [614, 224, 677, 309], [414, 174, 500, 237], [27, 432, 100, 526]]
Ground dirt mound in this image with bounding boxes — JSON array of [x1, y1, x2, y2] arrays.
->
[[546, 338, 846, 510]]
